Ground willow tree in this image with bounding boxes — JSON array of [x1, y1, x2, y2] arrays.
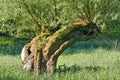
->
[[20, 0, 119, 75]]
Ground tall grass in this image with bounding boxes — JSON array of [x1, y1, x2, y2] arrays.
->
[[0, 48, 120, 80], [0, 36, 120, 80]]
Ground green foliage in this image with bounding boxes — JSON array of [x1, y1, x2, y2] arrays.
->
[[0, 36, 30, 45], [106, 20, 120, 38], [71, 0, 120, 34], [0, 0, 21, 35], [0, 0, 35, 38], [0, 0, 119, 38], [0, 36, 30, 55]]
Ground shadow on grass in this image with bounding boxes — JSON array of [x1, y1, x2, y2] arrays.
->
[[55, 64, 105, 75]]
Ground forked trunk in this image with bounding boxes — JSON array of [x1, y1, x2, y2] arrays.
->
[[21, 22, 100, 75]]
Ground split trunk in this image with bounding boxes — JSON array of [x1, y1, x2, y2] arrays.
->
[[21, 22, 100, 75]]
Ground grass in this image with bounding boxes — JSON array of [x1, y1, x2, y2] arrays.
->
[[0, 48, 120, 80], [0, 36, 120, 80]]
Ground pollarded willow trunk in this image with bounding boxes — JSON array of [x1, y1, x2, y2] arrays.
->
[[21, 22, 100, 75]]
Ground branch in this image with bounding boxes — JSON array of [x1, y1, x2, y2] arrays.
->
[[50, 35, 96, 61], [21, 0, 42, 31], [53, 0, 58, 22], [43, 22, 99, 60], [80, 0, 93, 23]]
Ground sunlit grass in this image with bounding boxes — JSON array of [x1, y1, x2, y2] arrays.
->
[[58, 48, 120, 67], [0, 36, 120, 80], [0, 48, 120, 80]]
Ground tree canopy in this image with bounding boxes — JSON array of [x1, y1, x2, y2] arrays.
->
[[0, 0, 120, 38], [11, 0, 120, 75]]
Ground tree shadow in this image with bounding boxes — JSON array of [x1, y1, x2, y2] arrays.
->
[[55, 64, 105, 75]]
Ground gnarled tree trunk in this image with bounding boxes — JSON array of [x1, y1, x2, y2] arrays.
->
[[21, 22, 100, 75]]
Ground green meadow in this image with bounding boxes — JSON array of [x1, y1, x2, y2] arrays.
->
[[0, 36, 120, 80]]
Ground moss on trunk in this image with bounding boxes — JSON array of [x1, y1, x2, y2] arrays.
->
[[21, 22, 100, 75]]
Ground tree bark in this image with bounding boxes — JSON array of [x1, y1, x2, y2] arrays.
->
[[21, 22, 100, 75]]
